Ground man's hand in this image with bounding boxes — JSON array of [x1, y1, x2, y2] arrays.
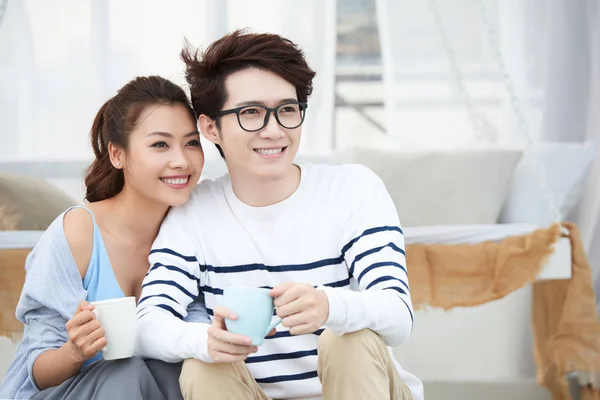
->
[[270, 283, 329, 335], [207, 306, 258, 363]]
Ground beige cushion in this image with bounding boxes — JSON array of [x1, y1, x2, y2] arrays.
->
[[0, 248, 29, 338], [0, 173, 77, 231], [353, 146, 523, 227]]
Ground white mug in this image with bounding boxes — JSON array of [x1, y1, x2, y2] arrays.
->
[[91, 297, 136, 361]]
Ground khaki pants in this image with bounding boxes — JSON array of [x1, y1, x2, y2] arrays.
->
[[179, 329, 413, 400]]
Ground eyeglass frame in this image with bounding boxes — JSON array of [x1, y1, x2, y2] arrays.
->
[[215, 101, 308, 132]]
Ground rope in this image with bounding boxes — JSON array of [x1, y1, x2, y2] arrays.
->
[[428, 0, 497, 143], [477, 0, 563, 225], [0, 0, 8, 31], [428, 0, 563, 225]]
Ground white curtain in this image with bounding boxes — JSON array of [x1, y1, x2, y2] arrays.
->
[[500, 0, 600, 308], [375, 0, 521, 147], [0, 0, 337, 168], [0, 0, 223, 162]]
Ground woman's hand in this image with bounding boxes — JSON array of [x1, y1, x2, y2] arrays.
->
[[64, 300, 107, 363]]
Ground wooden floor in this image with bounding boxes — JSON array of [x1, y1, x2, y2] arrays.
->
[[424, 381, 551, 400]]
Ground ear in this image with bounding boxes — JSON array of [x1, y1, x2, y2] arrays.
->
[[199, 115, 221, 146], [107, 142, 124, 169]]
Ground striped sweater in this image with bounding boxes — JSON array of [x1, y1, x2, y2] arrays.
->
[[135, 163, 423, 400]]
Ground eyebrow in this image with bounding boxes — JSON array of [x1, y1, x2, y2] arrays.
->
[[145, 130, 199, 138], [234, 98, 298, 107]]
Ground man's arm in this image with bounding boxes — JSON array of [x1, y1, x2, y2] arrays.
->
[[319, 165, 413, 347], [135, 206, 213, 363]]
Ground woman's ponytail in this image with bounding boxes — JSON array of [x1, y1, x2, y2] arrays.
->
[[84, 101, 124, 202]]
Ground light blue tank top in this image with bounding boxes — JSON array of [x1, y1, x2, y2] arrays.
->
[[68, 206, 125, 367]]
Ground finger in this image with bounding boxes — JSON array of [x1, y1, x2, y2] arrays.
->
[[212, 340, 257, 356], [289, 324, 316, 336], [67, 310, 96, 331], [276, 298, 304, 318], [213, 306, 238, 321], [74, 300, 94, 316], [85, 326, 106, 345], [282, 312, 310, 329], [87, 336, 108, 355], [211, 351, 252, 364], [71, 318, 102, 339], [266, 328, 277, 337], [274, 285, 304, 308], [212, 328, 253, 346], [213, 314, 226, 330], [270, 282, 296, 298]]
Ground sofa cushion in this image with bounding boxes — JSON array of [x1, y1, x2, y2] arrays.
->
[[353, 146, 523, 227], [0, 173, 77, 231]]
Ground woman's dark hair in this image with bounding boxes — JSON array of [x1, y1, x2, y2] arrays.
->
[[84, 76, 196, 203], [181, 29, 316, 157]]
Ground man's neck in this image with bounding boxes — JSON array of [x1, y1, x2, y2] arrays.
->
[[229, 164, 301, 207]]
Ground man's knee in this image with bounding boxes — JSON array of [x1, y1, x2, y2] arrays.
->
[[318, 329, 382, 355], [179, 359, 238, 393]]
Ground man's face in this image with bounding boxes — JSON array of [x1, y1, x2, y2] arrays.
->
[[210, 67, 302, 181]]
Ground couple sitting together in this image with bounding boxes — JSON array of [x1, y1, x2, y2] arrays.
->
[[0, 30, 422, 400]]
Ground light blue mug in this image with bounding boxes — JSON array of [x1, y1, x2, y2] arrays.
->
[[222, 287, 282, 346]]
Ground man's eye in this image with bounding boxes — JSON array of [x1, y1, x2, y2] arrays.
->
[[241, 108, 260, 115]]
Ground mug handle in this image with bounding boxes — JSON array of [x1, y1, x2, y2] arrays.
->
[[92, 309, 109, 353], [265, 316, 282, 336]]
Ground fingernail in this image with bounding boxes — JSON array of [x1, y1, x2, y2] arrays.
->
[[252, 346, 258, 352]]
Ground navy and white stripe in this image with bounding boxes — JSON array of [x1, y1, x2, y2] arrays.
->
[[135, 163, 420, 400], [343, 225, 412, 323], [137, 249, 201, 321]]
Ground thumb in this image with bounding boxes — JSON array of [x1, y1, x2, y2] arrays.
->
[[75, 300, 94, 315], [213, 314, 225, 329]]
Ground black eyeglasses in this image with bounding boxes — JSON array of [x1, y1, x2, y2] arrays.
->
[[217, 101, 308, 132]]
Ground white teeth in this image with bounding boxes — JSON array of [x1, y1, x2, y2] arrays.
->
[[161, 177, 189, 185], [255, 148, 283, 155]]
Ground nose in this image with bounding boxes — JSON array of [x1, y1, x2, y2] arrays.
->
[[168, 147, 190, 170], [259, 111, 285, 140]]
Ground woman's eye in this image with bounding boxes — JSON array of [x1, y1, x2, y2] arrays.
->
[[186, 139, 201, 147], [151, 141, 168, 148]]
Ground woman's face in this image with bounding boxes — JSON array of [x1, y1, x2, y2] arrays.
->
[[121, 103, 204, 207]]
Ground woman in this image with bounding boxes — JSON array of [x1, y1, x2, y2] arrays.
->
[[0, 76, 204, 400]]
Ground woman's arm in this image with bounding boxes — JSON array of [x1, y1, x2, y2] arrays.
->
[[33, 342, 83, 389], [32, 300, 106, 389], [32, 208, 103, 389], [33, 346, 81, 390]]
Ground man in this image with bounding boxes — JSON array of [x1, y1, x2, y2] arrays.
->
[[135, 30, 423, 400]]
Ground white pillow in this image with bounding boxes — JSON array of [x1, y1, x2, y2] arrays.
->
[[499, 141, 594, 225], [352, 146, 523, 227]]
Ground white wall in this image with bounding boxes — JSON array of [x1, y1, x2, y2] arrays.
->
[[395, 287, 536, 382]]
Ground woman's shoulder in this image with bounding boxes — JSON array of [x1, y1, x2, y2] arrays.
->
[[17, 207, 88, 319], [62, 206, 95, 279]]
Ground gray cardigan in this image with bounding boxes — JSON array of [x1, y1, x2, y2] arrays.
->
[[0, 213, 87, 399], [0, 211, 209, 399]]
